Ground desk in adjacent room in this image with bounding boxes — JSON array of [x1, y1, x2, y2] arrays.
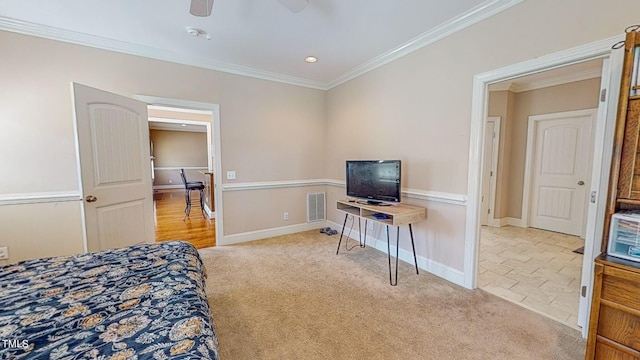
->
[[336, 200, 426, 285]]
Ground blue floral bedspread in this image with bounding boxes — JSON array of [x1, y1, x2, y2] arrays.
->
[[0, 241, 219, 359]]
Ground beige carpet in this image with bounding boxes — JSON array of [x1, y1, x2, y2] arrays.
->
[[199, 230, 585, 360]]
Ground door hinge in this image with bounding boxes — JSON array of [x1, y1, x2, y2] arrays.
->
[[492, 132, 496, 139], [488, 209, 491, 214], [581, 285, 587, 297], [600, 88, 607, 102], [490, 171, 493, 177], [590, 191, 597, 203]]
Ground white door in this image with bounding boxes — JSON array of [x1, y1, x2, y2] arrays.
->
[[73, 83, 155, 252], [528, 109, 596, 237], [480, 117, 499, 226]]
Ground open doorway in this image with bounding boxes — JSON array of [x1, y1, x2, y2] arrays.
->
[[147, 105, 217, 248], [477, 61, 603, 329]]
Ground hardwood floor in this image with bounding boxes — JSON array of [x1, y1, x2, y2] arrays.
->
[[154, 190, 216, 249]]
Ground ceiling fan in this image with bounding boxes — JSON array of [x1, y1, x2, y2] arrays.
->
[[189, 0, 309, 17]]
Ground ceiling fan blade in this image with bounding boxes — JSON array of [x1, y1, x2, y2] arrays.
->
[[190, 0, 214, 17], [278, 0, 309, 13]]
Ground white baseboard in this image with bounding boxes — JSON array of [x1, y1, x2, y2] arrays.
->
[[506, 217, 526, 227], [153, 185, 183, 190], [220, 221, 327, 246], [489, 217, 526, 228], [204, 205, 215, 219], [327, 220, 465, 287]]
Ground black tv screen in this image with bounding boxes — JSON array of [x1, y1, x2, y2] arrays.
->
[[346, 160, 401, 204]]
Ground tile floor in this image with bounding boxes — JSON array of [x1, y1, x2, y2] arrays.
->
[[478, 226, 584, 329]]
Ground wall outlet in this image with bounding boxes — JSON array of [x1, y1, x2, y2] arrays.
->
[[226, 171, 236, 180], [0, 246, 8, 260], [283, 212, 289, 221]]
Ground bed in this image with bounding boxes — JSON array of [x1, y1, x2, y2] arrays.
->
[[0, 241, 219, 359]]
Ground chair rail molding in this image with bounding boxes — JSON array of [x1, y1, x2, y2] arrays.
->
[[0, 191, 82, 206]]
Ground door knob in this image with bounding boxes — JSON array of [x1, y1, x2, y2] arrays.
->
[[85, 195, 98, 203], [577, 181, 585, 186]]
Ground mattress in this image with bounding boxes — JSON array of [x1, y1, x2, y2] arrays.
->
[[0, 241, 219, 359]]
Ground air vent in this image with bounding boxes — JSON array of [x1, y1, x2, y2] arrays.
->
[[307, 192, 326, 223]]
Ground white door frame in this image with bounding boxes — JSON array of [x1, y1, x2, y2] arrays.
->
[[521, 108, 597, 235], [484, 116, 501, 227], [135, 95, 224, 246], [464, 35, 624, 338]]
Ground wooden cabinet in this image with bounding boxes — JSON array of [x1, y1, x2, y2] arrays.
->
[[586, 256, 640, 359], [586, 30, 640, 360]]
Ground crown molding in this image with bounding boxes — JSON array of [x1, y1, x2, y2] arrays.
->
[[0, 16, 327, 90], [510, 68, 602, 93], [489, 68, 603, 93], [0, 0, 523, 91], [325, 0, 525, 89]]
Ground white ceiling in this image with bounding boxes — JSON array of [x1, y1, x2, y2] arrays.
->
[[0, 0, 523, 89]]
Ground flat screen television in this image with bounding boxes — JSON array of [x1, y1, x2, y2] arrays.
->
[[346, 160, 401, 204]]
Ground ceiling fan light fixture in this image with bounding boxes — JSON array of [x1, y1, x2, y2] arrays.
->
[[190, 0, 214, 17], [305, 56, 318, 63]]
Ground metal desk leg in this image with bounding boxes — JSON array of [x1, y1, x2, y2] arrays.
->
[[409, 224, 419, 274], [358, 218, 362, 247], [362, 220, 367, 248], [386, 226, 401, 286], [335, 213, 349, 255]]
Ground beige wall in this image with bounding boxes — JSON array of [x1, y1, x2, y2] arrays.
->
[[325, 0, 640, 272], [487, 78, 602, 222], [0, 29, 325, 261], [505, 78, 602, 218], [150, 129, 208, 186], [1, 0, 639, 274], [0, 201, 84, 265]]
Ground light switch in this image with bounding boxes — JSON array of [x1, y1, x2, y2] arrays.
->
[[227, 171, 236, 180]]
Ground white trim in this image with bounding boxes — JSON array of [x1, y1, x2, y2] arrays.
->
[[136, 95, 224, 247], [327, 220, 465, 286], [577, 55, 621, 337], [403, 188, 467, 205], [326, 181, 467, 206], [465, 34, 624, 292], [148, 105, 212, 116], [0, 1, 522, 91], [482, 116, 501, 225], [0, 17, 325, 90], [511, 68, 602, 93], [223, 179, 329, 191], [506, 217, 526, 227], [221, 222, 327, 246], [154, 166, 208, 171], [0, 191, 81, 206], [153, 185, 183, 190], [522, 109, 597, 233], [326, 0, 524, 89]]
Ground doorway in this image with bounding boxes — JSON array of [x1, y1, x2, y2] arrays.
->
[[466, 36, 625, 338], [135, 95, 224, 248], [478, 64, 601, 330], [147, 105, 218, 248]]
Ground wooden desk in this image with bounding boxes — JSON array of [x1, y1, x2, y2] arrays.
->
[[336, 200, 426, 285]]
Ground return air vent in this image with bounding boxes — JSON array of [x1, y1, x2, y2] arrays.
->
[[307, 192, 326, 223]]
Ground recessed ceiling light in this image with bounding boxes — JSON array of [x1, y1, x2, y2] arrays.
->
[[305, 56, 318, 63]]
